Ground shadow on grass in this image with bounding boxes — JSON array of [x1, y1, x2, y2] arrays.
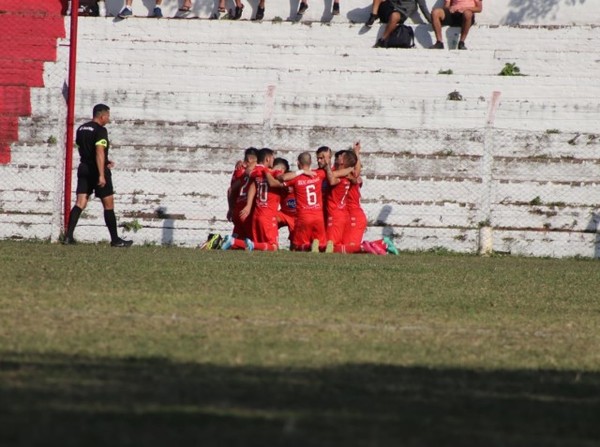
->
[[1, 352, 599, 446]]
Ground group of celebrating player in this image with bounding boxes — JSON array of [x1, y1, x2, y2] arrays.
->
[[221, 143, 398, 255]]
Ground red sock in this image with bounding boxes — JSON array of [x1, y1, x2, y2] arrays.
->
[[253, 242, 278, 251], [232, 238, 247, 249], [334, 243, 362, 254]]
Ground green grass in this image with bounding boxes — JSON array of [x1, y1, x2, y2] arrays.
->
[[1, 240, 599, 446]]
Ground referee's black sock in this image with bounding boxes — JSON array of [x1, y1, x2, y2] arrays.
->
[[66, 206, 82, 238], [104, 209, 119, 242]]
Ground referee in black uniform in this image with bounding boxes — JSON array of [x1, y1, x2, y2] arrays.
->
[[63, 104, 132, 247]]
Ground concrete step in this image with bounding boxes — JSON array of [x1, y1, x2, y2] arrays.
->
[[17, 117, 600, 159], [63, 89, 597, 132], [100, 0, 600, 26], [73, 56, 600, 89], [74, 34, 600, 79], [75, 18, 600, 52], [0, 86, 31, 115], [0, 60, 45, 87]]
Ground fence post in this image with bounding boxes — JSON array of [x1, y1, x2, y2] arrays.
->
[[262, 85, 276, 148], [62, 1, 80, 236], [479, 91, 501, 255]]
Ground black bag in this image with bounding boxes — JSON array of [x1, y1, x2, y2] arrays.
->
[[78, 0, 99, 16], [386, 24, 415, 48]]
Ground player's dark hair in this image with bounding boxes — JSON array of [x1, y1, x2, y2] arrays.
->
[[273, 157, 290, 173], [244, 147, 258, 162], [258, 148, 274, 163], [334, 150, 345, 159], [343, 150, 358, 167], [93, 104, 110, 117], [316, 146, 331, 155]]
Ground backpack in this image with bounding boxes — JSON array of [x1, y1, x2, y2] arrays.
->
[[77, 0, 99, 16], [386, 24, 415, 48]]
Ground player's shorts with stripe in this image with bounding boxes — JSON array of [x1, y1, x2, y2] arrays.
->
[[343, 209, 367, 246], [326, 211, 349, 245], [277, 211, 296, 232], [292, 214, 326, 248], [232, 202, 253, 239], [252, 211, 279, 246]]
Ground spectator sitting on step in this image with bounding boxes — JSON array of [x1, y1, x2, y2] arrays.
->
[[295, 0, 341, 18], [367, 0, 431, 47], [217, 0, 245, 19], [253, 0, 265, 20], [118, 0, 163, 18], [176, 0, 195, 16], [429, 0, 482, 50]]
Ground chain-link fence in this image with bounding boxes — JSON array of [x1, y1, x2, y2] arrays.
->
[[2, 9, 599, 257], [0, 0, 68, 242], [56, 119, 598, 257]]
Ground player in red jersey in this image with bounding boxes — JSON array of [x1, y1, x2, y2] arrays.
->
[[226, 147, 258, 248], [316, 146, 332, 225], [244, 148, 285, 251], [273, 158, 297, 247], [342, 146, 366, 251], [224, 148, 288, 251], [338, 172, 367, 252], [324, 150, 357, 248], [280, 151, 327, 252], [334, 142, 398, 255]]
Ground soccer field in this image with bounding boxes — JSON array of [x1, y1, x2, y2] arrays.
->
[[1, 241, 599, 446]]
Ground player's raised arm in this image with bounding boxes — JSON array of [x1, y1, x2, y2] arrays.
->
[[265, 171, 284, 188], [353, 141, 362, 177]]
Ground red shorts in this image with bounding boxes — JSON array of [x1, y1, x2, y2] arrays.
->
[[326, 211, 348, 245], [252, 210, 279, 246], [292, 213, 326, 249], [232, 202, 252, 239], [277, 211, 296, 232], [343, 208, 367, 246], [277, 211, 296, 242]]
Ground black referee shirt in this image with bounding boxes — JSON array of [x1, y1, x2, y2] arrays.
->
[[75, 121, 110, 170]]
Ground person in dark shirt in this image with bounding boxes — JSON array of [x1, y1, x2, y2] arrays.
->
[[63, 104, 132, 247]]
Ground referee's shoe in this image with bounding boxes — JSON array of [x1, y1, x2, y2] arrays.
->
[[111, 237, 133, 248]]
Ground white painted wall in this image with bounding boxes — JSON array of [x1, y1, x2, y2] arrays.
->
[[102, 0, 600, 25], [2, 17, 600, 257]]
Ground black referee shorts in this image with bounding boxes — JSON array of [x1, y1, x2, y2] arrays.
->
[[75, 163, 114, 198]]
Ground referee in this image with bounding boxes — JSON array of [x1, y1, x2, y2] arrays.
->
[[63, 104, 132, 247]]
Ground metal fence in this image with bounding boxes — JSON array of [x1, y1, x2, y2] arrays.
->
[[54, 120, 599, 257], [2, 6, 600, 257], [0, 1, 68, 242]]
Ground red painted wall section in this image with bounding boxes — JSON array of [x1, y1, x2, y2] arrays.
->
[[0, 0, 65, 164]]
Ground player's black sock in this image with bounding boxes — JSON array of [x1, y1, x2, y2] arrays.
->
[[104, 209, 119, 242], [66, 206, 82, 238]]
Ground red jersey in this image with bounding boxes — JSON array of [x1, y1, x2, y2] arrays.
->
[[230, 166, 246, 185], [327, 177, 350, 215], [346, 178, 363, 212], [285, 170, 326, 216], [280, 185, 296, 216], [251, 165, 282, 213], [231, 167, 253, 207]]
